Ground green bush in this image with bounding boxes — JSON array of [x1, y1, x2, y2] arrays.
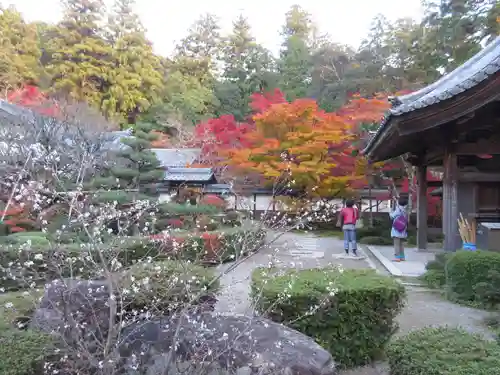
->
[[420, 269, 446, 289], [356, 226, 387, 239], [251, 268, 406, 368], [158, 203, 221, 215], [180, 227, 266, 263], [387, 327, 500, 375], [358, 236, 393, 245], [0, 291, 54, 375], [446, 250, 500, 306], [0, 228, 266, 291], [2, 232, 50, 246], [120, 260, 220, 313], [0, 324, 54, 375]]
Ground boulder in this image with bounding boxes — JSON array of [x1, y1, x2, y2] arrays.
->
[[118, 313, 337, 375], [30, 278, 113, 346]]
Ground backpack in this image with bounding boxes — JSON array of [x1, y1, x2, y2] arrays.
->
[[392, 213, 408, 232]]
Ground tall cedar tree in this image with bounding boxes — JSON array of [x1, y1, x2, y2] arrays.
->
[[104, 0, 164, 124], [216, 15, 277, 121], [0, 6, 41, 93], [47, 0, 114, 114], [278, 5, 313, 101], [93, 122, 164, 204]]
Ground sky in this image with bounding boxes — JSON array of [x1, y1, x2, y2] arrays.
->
[[11, 0, 424, 57]]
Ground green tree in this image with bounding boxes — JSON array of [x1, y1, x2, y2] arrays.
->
[[0, 5, 41, 94], [420, 0, 498, 73], [46, 0, 114, 113], [104, 0, 164, 124], [145, 70, 218, 127], [278, 5, 313, 100], [94, 122, 164, 203], [173, 13, 222, 83], [216, 15, 277, 120]]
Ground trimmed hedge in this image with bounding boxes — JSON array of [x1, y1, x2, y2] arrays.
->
[[358, 236, 393, 245], [0, 291, 54, 375], [158, 203, 222, 215], [446, 250, 500, 307], [120, 260, 220, 313], [0, 228, 266, 291], [251, 268, 406, 368], [421, 250, 500, 307], [387, 327, 500, 375]]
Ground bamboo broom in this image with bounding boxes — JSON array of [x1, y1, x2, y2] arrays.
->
[[457, 213, 475, 245]]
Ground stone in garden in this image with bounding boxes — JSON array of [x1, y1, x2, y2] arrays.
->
[[30, 278, 112, 345], [118, 313, 337, 375]]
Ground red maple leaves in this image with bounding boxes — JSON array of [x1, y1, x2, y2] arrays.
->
[[7, 85, 59, 117]]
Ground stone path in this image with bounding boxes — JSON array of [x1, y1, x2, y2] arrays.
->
[[365, 245, 437, 277], [213, 231, 495, 375], [214, 231, 371, 315]]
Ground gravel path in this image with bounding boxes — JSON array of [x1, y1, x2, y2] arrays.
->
[[212, 232, 494, 375], [213, 232, 370, 315]]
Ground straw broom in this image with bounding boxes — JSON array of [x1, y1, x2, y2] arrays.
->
[[457, 213, 476, 244]]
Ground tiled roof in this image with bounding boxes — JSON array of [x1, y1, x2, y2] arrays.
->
[[151, 148, 201, 167], [203, 183, 231, 193], [164, 167, 214, 182], [364, 36, 500, 157]]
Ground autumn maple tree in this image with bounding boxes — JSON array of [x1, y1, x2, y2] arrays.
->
[[225, 98, 365, 197], [7, 85, 59, 117]]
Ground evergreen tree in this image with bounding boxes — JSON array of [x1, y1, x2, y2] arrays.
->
[[93, 122, 164, 204], [0, 5, 41, 93], [278, 5, 313, 101], [104, 0, 164, 124], [216, 15, 277, 120], [47, 0, 114, 113]]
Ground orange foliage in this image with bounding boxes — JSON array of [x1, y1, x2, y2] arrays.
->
[[150, 130, 171, 148], [225, 99, 365, 197], [0, 204, 33, 233]]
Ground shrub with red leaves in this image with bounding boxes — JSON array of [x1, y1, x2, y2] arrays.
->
[[8, 85, 59, 117], [166, 218, 184, 229], [199, 194, 226, 209], [200, 232, 222, 261]]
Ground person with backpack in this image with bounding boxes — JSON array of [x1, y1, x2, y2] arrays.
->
[[339, 199, 359, 256], [390, 196, 408, 262]]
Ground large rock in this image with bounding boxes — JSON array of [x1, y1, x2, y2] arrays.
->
[[118, 313, 337, 375], [30, 278, 113, 346]]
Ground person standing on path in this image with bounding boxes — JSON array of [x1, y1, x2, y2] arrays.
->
[[390, 196, 408, 262], [339, 199, 359, 256]]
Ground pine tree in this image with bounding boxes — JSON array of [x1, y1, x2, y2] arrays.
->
[[104, 0, 164, 124], [0, 5, 41, 94], [47, 0, 114, 113], [278, 5, 313, 101], [215, 15, 277, 120], [93, 122, 164, 204]]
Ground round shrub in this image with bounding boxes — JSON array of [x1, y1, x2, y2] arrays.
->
[[420, 269, 446, 289], [199, 194, 226, 209], [358, 236, 393, 245], [120, 260, 220, 314], [0, 291, 54, 375], [387, 327, 500, 375], [0, 324, 54, 375], [251, 268, 406, 368], [446, 250, 500, 305], [3, 232, 50, 246]]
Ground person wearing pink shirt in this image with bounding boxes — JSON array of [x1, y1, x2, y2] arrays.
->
[[339, 199, 359, 256]]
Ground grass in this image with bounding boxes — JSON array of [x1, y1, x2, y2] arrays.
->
[[0, 290, 40, 324]]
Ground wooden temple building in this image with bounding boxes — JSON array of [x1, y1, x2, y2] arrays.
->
[[363, 36, 500, 251]]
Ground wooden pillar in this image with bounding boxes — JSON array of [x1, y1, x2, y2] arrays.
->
[[416, 165, 428, 250], [443, 149, 459, 251]]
